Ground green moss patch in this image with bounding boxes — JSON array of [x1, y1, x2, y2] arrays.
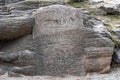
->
[[69, 2, 85, 8]]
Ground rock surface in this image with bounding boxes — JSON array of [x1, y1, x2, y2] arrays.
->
[[99, 0, 120, 15], [33, 4, 114, 76], [89, 0, 104, 4], [89, 0, 120, 15], [0, 35, 38, 76], [34, 4, 86, 76], [0, 0, 115, 77], [0, 0, 68, 76], [113, 49, 120, 63], [0, 67, 120, 80], [0, 16, 34, 40]]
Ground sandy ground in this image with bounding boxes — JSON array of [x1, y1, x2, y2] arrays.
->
[[0, 74, 88, 80], [0, 67, 120, 80]]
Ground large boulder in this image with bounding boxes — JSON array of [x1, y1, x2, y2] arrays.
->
[[99, 0, 120, 15], [0, 16, 34, 40], [34, 4, 86, 76], [82, 11, 114, 73], [33, 4, 114, 76]]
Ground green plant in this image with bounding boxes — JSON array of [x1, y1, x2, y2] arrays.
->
[[68, 0, 74, 4]]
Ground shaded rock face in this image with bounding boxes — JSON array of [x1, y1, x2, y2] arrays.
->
[[113, 49, 120, 63], [111, 26, 120, 64], [0, 35, 38, 76], [0, 0, 5, 5], [33, 5, 114, 76]]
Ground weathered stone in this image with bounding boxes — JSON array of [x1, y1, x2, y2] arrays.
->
[[0, 50, 36, 75], [83, 37, 113, 47], [99, 0, 120, 15], [0, 0, 5, 5], [0, 35, 39, 76], [84, 47, 113, 73], [112, 28, 120, 39], [7, 0, 65, 12], [10, 65, 34, 75], [34, 4, 85, 76], [0, 16, 34, 40], [33, 4, 114, 76], [82, 12, 114, 73], [5, 0, 24, 4], [113, 49, 120, 63], [7, 1, 39, 11], [0, 0, 115, 76], [0, 6, 7, 12], [0, 6, 10, 15], [0, 50, 34, 64], [82, 13, 112, 39], [0, 69, 6, 76], [8, 71, 22, 77], [89, 0, 104, 4], [26, 0, 68, 3]]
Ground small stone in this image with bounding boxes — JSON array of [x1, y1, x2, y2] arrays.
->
[[113, 49, 120, 63]]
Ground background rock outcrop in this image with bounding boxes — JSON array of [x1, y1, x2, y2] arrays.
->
[[99, 0, 120, 15], [89, 0, 120, 15]]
